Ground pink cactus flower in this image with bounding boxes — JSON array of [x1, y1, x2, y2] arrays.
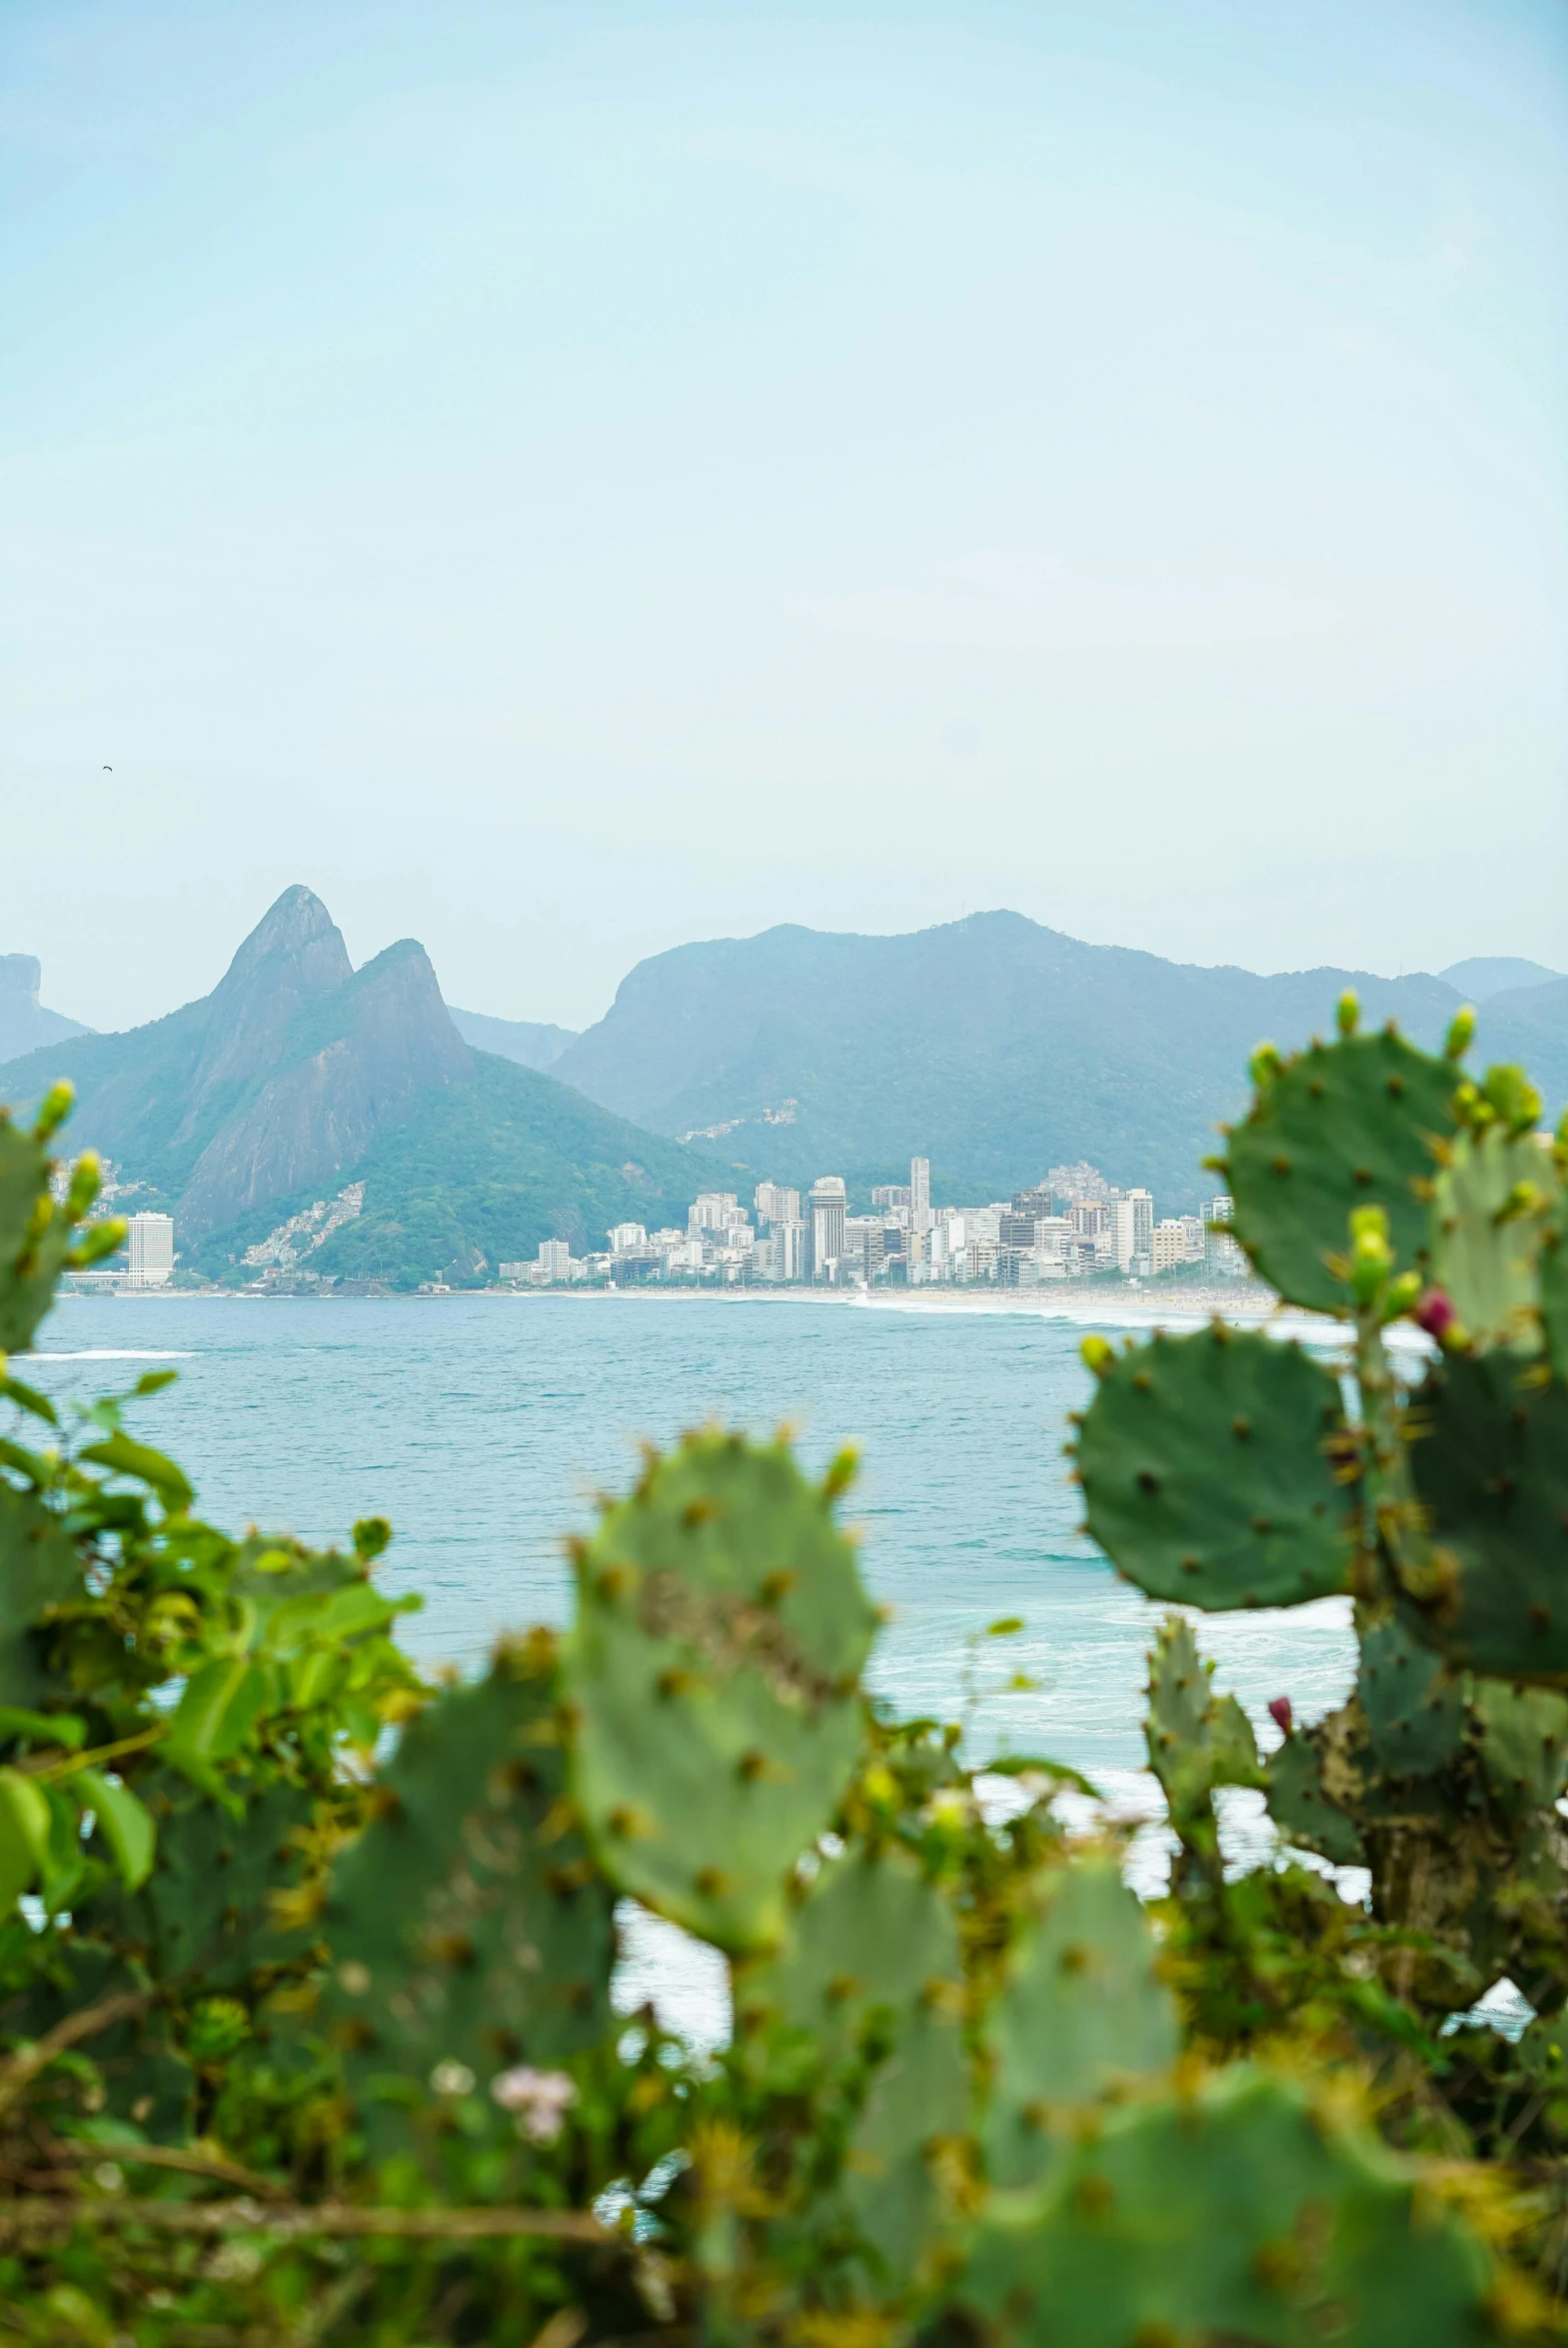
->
[[1267, 1695, 1293, 1735], [1414, 1288, 1456, 1341]]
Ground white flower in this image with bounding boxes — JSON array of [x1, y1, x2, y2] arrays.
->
[[490, 2065, 578, 2142], [429, 2059, 477, 2098]]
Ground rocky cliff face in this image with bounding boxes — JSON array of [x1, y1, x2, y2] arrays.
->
[[176, 885, 354, 1139], [180, 937, 472, 1231], [0, 956, 91, 1064]]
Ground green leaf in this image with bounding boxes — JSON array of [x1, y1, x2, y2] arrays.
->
[[78, 1429, 193, 1513], [0, 1765, 52, 1908], [982, 1754, 1101, 1798], [130, 1368, 178, 1397], [0, 1706, 85, 1751], [166, 1656, 271, 1765], [0, 1373, 58, 1425], [76, 1767, 157, 1889]]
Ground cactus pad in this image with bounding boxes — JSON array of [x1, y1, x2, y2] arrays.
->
[[1144, 1615, 1261, 1814], [1404, 1353, 1568, 1681], [1076, 1328, 1353, 1610], [981, 1855, 1177, 2189], [0, 1112, 71, 1352], [1225, 1030, 1456, 1312], [1430, 1124, 1558, 1352], [1472, 1680, 1568, 1816], [1357, 1618, 1466, 1780], [316, 1635, 614, 2157], [960, 2065, 1492, 2348], [566, 1429, 877, 1951], [1264, 1726, 1365, 1866], [738, 1839, 966, 2287]]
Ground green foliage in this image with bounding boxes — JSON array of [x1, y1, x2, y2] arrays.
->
[[7, 1029, 1568, 2346]]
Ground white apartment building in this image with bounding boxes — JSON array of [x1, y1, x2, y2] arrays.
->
[[537, 1237, 573, 1281], [689, 1191, 747, 1234], [608, 1222, 648, 1254], [1151, 1218, 1187, 1274], [127, 1211, 175, 1289], [754, 1182, 800, 1226], [910, 1156, 931, 1230], [1114, 1188, 1154, 1275], [808, 1175, 846, 1277], [1204, 1195, 1248, 1278]]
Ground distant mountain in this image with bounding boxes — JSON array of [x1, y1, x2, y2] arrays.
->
[[449, 1008, 579, 1072], [0, 888, 698, 1287], [1440, 956, 1563, 1001], [552, 912, 1568, 1210], [0, 956, 91, 1063]]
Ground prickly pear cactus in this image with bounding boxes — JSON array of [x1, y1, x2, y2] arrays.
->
[[1356, 1616, 1466, 1779], [565, 1429, 877, 1951], [737, 1838, 968, 2289], [1430, 1118, 1559, 1353], [1403, 1353, 1568, 1681], [314, 1631, 615, 2166], [1222, 1019, 1458, 1312], [1075, 1326, 1354, 1608], [959, 2066, 1495, 2348], [1144, 1614, 1261, 1823], [0, 1090, 124, 1352], [981, 1854, 1177, 2189]]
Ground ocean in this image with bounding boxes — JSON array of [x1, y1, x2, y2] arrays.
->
[[25, 1288, 1363, 2034]]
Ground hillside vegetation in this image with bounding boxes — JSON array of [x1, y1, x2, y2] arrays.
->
[[554, 911, 1568, 1207]]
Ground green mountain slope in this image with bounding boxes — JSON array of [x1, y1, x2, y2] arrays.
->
[[0, 888, 699, 1288], [553, 912, 1568, 1210]]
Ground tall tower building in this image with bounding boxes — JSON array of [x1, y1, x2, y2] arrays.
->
[[1113, 1189, 1154, 1274], [126, 1211, 175, 1289], [909, 1156, 931, 1232], [808, 1176, 847, 1279]]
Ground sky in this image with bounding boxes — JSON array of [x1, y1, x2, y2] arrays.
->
[[3, 0, 1566, 1034]]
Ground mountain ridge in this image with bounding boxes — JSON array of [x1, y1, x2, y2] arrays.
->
[[551, 910, 1568, 1208], [0, 889, 698, 1284]]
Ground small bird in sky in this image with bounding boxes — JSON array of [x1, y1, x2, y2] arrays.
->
[[102, 764, 112, 772]]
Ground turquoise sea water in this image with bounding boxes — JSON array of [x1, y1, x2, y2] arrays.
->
[[27, 1289, 1358, 1792]]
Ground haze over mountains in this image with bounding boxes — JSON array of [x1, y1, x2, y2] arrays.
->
[[2, 894, 1564, 1287], [0, 956, 91, 1065], [553, 919, 1568, 1209]]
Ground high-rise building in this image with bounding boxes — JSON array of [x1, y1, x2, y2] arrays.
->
[[1204, 1195, 1248, 1278], [126, 1211, 175, 1289], [754, 1181, 800, 1227], [1152, 1218, 1187, 1274], [690, 1191, 743, 1233], [537, 1237, 573, 1281], [870, 1183, 911, 1210], [1114, 1188, 1154, 1275], [608, 1222, 647, 1254], [909, 1157, 931, 1230], [808, 1176, 846, 1278]]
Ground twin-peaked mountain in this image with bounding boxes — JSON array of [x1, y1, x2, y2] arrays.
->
[[0, 889, 697, 1286]]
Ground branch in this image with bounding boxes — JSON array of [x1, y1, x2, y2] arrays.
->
[[0, 2198, 611, 2245], [40, 2139, 287, 2199], [0, 1989, 150, 2118]]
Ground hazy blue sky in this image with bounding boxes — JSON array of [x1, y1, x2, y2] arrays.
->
[[3, 0, 1566, 1031]]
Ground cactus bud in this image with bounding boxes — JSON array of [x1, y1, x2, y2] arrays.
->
[[1335, 991, 1359, 1039], [64, 1151, 102, 1217], [32, 1081, 74, 1140], [1080, 1335, 1116, 1379], [1348, 1204, 1389, 1246], [1248, 1042, 1284, 1092], [1414, 1288, 1457, 1342], [1483, 1064, 1542, 1137], [67, 1217, 127, 1269], [1444, 1006, 1476, 1062], [1380, 1270, 1421, 1322], [1266, 1696, 1293, 1735]]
